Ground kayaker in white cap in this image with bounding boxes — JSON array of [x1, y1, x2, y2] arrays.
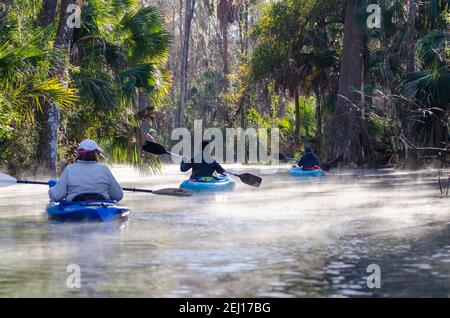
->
[[48, 139, 124, 202]]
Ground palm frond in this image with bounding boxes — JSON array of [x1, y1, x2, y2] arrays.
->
[[117, 5, 171, 64]]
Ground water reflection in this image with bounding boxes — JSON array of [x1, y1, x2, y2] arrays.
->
[[0, 166, 449, 297]]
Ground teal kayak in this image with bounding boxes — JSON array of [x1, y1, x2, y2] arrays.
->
[[289, 166, 325, 177], [180, 175, 236, 192], [46, 200, 130, 222]]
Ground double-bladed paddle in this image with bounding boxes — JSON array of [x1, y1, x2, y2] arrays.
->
[[276, 152, 331, 172], [0, 172, 193, 197], [143, 141, 262, 188]]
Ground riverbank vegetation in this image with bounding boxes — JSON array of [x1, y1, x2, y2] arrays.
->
[[0, 0, 448, 175]]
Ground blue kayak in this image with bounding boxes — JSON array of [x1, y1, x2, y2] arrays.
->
[[289, 166, 325, 177], [46, 200, 130, 222], [180, 175, 236, 192]]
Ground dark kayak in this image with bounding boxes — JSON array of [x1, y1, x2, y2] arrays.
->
[[46, 200, 130, 222]]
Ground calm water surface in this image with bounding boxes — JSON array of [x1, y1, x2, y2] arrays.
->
[[0, 165, 449, 297]]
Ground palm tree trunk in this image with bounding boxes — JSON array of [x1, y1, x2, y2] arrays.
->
[[37, 0, 79, 175], [37, 0, 58, 26], [179, 0, 195, 127], [294, 90, 300, 151], [406, 0, 417, 72], [137, 91, 153, 143], [327, 0, 370, 165]]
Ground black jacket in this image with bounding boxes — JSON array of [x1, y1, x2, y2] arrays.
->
[[180, 155, 225, 179], [298, 152, 320, 169]]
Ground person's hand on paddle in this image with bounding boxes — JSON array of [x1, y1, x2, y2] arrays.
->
[[48, 179, 57, 188]]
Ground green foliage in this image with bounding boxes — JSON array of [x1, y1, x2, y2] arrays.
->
[[66, 2, 171, 170], [0, 1, 172, 173], [186, 69, 227, 127], [285, 96, 316, 139]]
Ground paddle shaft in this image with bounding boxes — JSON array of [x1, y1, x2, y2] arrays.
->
[[165, 150, 245, 178], [122, 187, 154, 193], [17, 180, 48, 185], [17, 179, 157, 194]]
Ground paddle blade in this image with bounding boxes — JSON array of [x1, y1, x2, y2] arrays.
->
[[0, 172, 18, 187], [142, 141, 168, 155], [152, 188, 193, 197], [276, 153, 295, 162], [237, 173, 262, 188], [320, 163, 331, 172]]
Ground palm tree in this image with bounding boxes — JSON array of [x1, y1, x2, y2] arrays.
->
[[64, 1, 171, 170], [398, 30, 450, 148]]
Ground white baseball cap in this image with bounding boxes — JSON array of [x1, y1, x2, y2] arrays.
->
[[78, 139, 103, 153]]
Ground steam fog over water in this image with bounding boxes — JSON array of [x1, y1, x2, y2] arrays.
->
[[1, 165, 450, 297]]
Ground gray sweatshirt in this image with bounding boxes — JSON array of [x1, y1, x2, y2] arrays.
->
[[49, 161, 124, 202]]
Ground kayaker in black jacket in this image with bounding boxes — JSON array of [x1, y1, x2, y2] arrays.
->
[[298, 145, 320, 170], [180, 140, 226, 180]]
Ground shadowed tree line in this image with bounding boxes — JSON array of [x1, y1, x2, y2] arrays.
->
[[0, 0, 449, 175], [157, 0, 449, 168]]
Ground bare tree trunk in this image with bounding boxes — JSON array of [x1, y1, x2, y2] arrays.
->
[[179, 0, 195, 127], [243, 2, 249, 55], [327, 0, 370, 165], [37, 0, 58, 26], [237, 1, 249, 60], [406, 0, 417, 72], [238, 4, 244, 58], [294, 90, 300, 151], [37, 0, 79, 175], [240, 102, 246, 130], [262, 81, 271, 115], [221, 23, 229, 88], [169, 0, 177, 131], [218, 0, 231, 90], [315, 89, 323, 156]]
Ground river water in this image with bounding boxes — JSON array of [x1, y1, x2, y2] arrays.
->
[[0, 165, 449, 297]]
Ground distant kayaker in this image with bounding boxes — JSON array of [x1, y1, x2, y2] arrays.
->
[[48, 139, 124, 202], [298, 145, 320, 170], [180, 140, 226, 180]]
